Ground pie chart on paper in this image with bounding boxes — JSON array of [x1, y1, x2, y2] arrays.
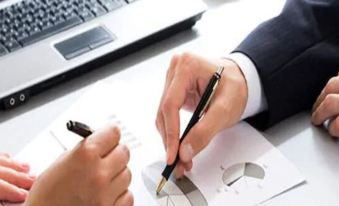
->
[[221, 162, 265, 193]]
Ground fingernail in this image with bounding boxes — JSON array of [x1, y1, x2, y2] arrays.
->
[[181, 144, 193, 162], [21, 163, 30, 169], [19, 188, 28, 197]]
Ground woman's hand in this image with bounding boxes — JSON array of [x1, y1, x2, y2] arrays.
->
[[0, 153, 35, 203], [25, 125, 133, 206]]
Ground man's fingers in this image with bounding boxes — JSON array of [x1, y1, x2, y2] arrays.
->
[[114, 191, 134, 206], [0, 167, 35, 189], [328, 116, 339, 137], [104, 144, 130, 179], [179, 100, 225, 163], [313, 88, 326, 112], [313, 76, 339, 112], [162, 75, 189, 164], [156, 55, 179, 142], [156, 55, 180, 149], [163, 103, 180, 165], [161, 54, 206, 164], [0, 179, 28, 203], [311, 94, 339, 125], [183, 160, 193, 171], [0, 156, 30, 173], [155, 112, 167, 149], [174, 162, 185, 179], [89, 125, 120, 157], [162, 54, 180, 96]]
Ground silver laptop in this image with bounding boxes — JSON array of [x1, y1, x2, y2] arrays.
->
[[0, 0, 206, 109]]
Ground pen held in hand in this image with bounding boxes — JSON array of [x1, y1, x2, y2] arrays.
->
[[156, 66, 224, 195]]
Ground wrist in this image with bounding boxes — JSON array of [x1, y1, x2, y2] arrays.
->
[[219, 58, 248, 121]]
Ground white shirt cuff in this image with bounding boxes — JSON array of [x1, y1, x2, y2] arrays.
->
[[227, 52, 268, 119]]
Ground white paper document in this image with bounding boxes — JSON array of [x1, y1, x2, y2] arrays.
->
[[3, 81, 305, 206], [142, 123, 305, 206]]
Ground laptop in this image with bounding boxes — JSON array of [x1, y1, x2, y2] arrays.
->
[[0, 0, 206, 109]]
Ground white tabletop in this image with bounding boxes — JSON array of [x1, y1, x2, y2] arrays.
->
[[1, 0, 338, 205]]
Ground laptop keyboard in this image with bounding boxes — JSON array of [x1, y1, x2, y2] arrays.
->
[[0, 0, 135, 57]]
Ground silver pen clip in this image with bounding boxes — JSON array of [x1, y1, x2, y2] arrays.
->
[[199, 66, 224, 118]]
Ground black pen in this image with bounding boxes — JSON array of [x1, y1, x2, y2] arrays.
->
[[66, 120, 94, 138], [156, 66, 224, 194]]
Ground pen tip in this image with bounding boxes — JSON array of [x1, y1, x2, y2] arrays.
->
[[156, 177, 167, 195]]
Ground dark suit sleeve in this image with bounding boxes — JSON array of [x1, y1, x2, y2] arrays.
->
[[233, 0, 339, 129]]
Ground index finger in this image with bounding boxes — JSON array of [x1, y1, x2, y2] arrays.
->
[[161, 76, 186, 164], [88, 125, 121, 157]]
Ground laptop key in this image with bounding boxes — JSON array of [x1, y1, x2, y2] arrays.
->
[[4, 38, 21, 52], [0, 0, 128, 57], [0, 44, 8, 57], [78, 8, 95, 22], [88, 3, 107, 16], [99, 0, 122, 11], [20, 16, 82, 46]]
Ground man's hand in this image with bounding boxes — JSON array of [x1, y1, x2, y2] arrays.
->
[[156, 53, 248, 178], [312, 73, 339, 137], [0, 153, 34, 203], [25, 125, 133, 206]]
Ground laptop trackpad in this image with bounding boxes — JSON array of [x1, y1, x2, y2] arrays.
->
[[55, 27, 115, 60]]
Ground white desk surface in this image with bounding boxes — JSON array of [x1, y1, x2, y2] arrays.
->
[[1, 0, 338, 205]]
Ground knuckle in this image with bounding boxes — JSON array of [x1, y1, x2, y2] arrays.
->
[[168, 55, 180, 73], [118, 168, 132, 189], [125, 192, 134, 206], [155, 117, 162, 132], [79, 143, 97, 160], [179, 52, 197, 72], [117, 192, 134, 206], [127, 168, 132, 185], [120, 145, 130, 164], [330, 119, 339, 137], [93, 170, 108, 187], [323, 94, 336, 111], [180, 52, 194, 63], [169, 55, 179, 69], [161, 96, 174, 113], [110, 125, 121, 141], [325, 77, 339, 93], [311, 111, 320, 124]]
